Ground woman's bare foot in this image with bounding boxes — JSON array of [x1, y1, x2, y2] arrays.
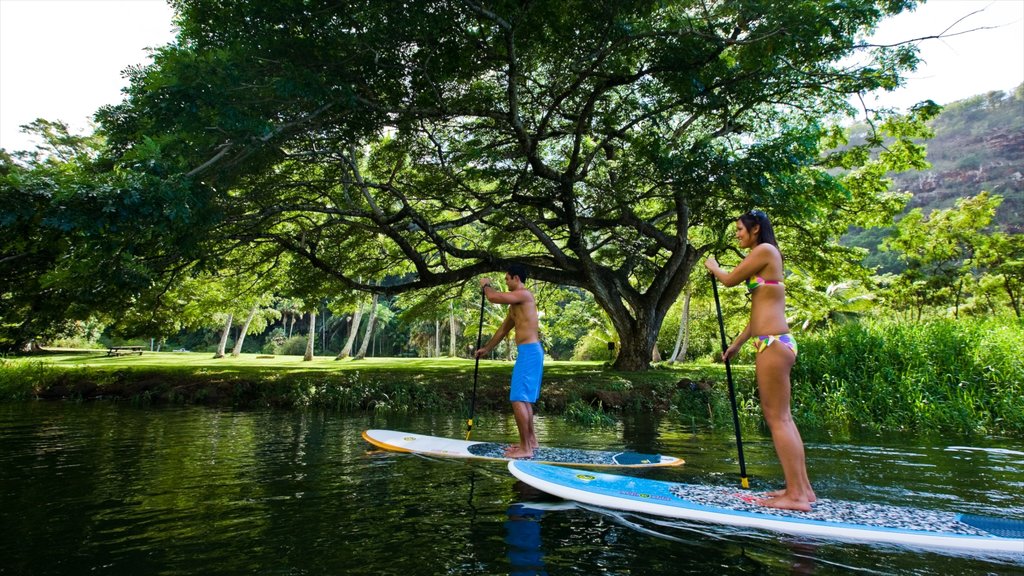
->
[[766, 488, 816, 503], [504, 445, 534, 459], [757, 493, 812, 512]]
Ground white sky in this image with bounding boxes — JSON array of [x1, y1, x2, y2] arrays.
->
[[1, 0, 1022, 152]]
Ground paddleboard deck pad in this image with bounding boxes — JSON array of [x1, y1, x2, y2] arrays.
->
[[508, 461, 1024, 555], [362, 429, 683, 467]]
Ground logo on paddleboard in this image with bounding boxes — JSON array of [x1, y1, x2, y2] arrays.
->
[[575, 474, 596, 481], [403, 436, 416, 441]]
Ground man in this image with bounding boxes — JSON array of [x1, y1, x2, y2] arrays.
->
[[475, 264, 544, 458]]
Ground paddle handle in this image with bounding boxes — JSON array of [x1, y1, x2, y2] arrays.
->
[[466, 287, 487, 440], [710, 273, 749, 489]]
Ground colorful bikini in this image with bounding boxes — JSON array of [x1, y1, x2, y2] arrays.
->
[[745, 276, 784, 292], [751, 333, 798, 357], [745, 276, 797, 356]]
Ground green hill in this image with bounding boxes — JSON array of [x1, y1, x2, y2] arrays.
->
[[844, 84, 1024, 271]]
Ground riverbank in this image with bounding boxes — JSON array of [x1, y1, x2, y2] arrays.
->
[[0, 351, 744, 424], [5, 340, 1023, 437]]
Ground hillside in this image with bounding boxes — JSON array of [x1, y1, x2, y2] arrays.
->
[[899, 86, 1024, 231], [845, 85, 1024, 270]]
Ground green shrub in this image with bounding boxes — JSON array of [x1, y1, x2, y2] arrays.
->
[[792, 318, 1024, 434], [571, 333, 615, 362], [0, 359, 52, 400], [564, 398, 616, 427], [275, 335, 309, 356]]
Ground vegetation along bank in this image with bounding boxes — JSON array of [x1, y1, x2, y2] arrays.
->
[[4, 317, 1021, 437]]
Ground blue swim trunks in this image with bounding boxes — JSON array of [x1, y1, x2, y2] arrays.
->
[[510, 342, 544, 403]]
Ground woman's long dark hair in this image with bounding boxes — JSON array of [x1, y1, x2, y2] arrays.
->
[[738, 210, 779, 251]]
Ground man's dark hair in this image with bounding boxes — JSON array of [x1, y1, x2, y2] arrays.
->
[[506, 263, 528, 283]]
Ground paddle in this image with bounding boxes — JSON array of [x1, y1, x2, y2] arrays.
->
[[466, 286, 487, 440], [710, 272, 750, 489]]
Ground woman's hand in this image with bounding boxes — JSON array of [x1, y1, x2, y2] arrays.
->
[[722, 341, 741, 362], [704, 257, 718, 272]]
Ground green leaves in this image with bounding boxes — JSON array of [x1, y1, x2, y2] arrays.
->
[[880, 192, 1006, 317], [16, 0, 930, 367]]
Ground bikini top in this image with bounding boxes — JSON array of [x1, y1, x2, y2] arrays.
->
[[746, 276, 784, 293]]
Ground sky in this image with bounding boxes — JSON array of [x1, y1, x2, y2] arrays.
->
[[1, 0, 1022, 152]]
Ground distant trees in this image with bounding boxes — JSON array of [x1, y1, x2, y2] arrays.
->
[[881, 192, 1020, 319]]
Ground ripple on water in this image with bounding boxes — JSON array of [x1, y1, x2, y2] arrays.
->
[[1, 404, 1021, 575]]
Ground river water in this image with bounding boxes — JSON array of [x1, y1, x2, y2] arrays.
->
[[0, 402, 1021, 575]]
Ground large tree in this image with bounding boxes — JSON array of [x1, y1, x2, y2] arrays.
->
[[98, 0, 927, 369], [0, 120, 222, 350]]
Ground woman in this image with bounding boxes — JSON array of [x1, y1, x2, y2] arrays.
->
[[704, 210, 814, 512]]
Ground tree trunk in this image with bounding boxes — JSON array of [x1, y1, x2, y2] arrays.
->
[[304, 310, 316, 361], [434, 319, 441, 357], [601, 277, 694, 371], [449, 302, 457, 357], [669, 285, 693, 363], [336, 306, 364, 359], [355, 294, 379, 359], [611, 324, 658, 370], [954, 278, 963, 319], [1004, 278, 1021, 318], [231, 305, 258, 357], [576, 233, 697, 371], [214, 313, 233, 359], [288, 314, 296, 338]]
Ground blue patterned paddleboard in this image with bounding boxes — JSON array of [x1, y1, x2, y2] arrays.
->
[[508, 461, 1024, 554], [362, 430, 683, 468]]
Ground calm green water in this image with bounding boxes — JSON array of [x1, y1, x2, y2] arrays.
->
[[1, 402, 1021, 575]]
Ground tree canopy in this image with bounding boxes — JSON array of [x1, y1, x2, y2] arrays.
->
[[8, 0, 934, 367]]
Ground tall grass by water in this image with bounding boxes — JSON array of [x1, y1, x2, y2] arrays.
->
[[790, 318, 1024, 435]]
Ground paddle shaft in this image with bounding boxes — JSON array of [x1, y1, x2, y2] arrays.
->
[[710, 273, 750, 488], [466, 288, 487, 440]]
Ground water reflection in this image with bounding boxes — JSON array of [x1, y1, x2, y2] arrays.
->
[[505, 502, 546, 575], [0, 403, 1021, 575]]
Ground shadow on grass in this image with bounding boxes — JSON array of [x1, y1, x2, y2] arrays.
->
[[1, 351, 741, 422]]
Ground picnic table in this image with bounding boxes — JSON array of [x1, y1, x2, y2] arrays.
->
[[107, 346, 144, 357]]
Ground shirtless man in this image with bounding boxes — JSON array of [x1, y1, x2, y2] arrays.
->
[[475, 264, 544, 459]]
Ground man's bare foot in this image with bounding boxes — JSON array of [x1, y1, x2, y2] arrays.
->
[[766, 488, 816, 503], [504, 446, 534, 459], [757, 494, 812, 512]]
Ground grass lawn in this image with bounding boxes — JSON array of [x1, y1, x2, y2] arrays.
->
[[1, 350, 749, 416]]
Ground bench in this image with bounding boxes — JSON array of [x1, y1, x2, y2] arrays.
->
[[107, 346, 144, 357]]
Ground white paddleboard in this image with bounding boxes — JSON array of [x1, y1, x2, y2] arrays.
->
[[508, 460, 1024, 555], [362, 429, 684, 468]]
